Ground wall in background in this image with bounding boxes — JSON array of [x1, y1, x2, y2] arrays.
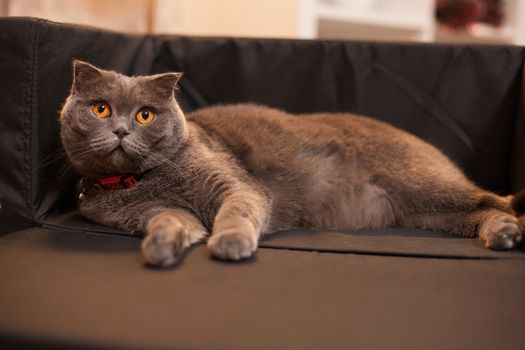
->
[[4, 0, 152, 33], [153, 0, 301, 37], [153, 0, 301, 38], [2, 0, 302, 38], [2, 0, 524, 44]]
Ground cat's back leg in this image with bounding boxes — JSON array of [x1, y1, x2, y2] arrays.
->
[[386, 175, 523, 250], [401, 204, 523, 250], [319, 113, 523, 249], [360, 127, 523, 249]]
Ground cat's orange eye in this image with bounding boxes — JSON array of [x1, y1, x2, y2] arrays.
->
[[136, 109, 155, 125], [92, 102, 111, 119]]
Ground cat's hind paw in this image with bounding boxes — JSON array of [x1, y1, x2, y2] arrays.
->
[[207, 231, 257, 261], [480, 214, 523, 250]]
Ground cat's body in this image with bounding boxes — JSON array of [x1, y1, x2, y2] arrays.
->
[[61, 61, 523, 266], [188, 104, 491, 232]]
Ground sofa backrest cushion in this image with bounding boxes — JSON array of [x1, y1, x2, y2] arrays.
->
[[1, 18, 524, 227]]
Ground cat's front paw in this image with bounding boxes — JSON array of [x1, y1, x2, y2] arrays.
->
[[141, 213, 187, 267], [207, 231, 257, 261], [480, 214, 523, 250]]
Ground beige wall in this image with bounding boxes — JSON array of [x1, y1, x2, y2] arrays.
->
[[0, 0, 7, 16], [3, 0, 301, 38], [6, 0, 152, 33]]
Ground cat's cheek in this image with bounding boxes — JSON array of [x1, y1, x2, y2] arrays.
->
[[69, 106, 94, 133], [163, 118, 175, 137], [146, 121, 171, 137]]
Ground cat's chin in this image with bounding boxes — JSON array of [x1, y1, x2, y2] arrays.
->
[[104, 147, 138, 174]]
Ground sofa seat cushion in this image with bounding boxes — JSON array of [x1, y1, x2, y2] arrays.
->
[[44, 211, 525, 259]]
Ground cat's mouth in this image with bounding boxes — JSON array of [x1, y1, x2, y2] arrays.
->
[[110, 144, 131, 158], [97, 141, 130, 161], [114, 144, 126, 154], [106, 144, 135, 169], [97, 142, 124, 157], [90, 138, 140, 171]]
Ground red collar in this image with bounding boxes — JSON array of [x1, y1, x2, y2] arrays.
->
[[78, 174, 141, 201]]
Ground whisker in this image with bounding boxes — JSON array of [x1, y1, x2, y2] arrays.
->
[[37, 144, 84, 169], [58, 162, 74, 179]]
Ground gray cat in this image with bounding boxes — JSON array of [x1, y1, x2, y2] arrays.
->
[[60, 60, 523, 266]]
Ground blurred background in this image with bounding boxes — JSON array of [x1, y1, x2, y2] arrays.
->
[[0, 0, 524, 44]]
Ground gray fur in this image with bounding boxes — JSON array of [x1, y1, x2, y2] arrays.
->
[[60, 61, 523, 266]]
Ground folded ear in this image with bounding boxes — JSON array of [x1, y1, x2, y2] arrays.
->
[[72, 60, 104, 94], [146, 72, 183, 99]]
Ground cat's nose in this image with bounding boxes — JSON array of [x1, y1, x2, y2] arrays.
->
[[113, 127, 130, 139]]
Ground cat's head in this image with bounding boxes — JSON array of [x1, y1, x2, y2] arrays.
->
[[60, 60, 186, 177]]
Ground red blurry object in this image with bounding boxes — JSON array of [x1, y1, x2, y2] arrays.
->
[[436, 0, 505, 31]]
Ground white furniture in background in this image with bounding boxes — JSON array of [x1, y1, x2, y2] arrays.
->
[[299, 0, 525, 45], [299, 0, 435, 42]]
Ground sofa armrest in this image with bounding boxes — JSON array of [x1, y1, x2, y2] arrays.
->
[[0, 17, 150, 231]]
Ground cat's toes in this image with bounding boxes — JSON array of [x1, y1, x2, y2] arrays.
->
[[207, 231, 257, 261], [481, 215, 523, 250], [141, 215, 186, 267]]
